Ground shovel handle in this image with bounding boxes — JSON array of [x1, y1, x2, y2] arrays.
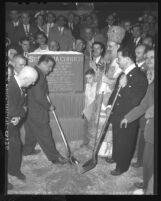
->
[[47, 95, 71, 155], [93, 85, 122, 156]]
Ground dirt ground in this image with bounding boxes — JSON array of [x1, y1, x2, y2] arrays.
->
[[8, 140, 143, 195]]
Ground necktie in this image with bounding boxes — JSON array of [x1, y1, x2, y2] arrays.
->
[[24, 52, 28, 58], [25, 25, 29, 36]]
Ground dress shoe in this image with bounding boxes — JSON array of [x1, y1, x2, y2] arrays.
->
[[23, 149, 41, 156], [131, 161, 143, 168], [52, 155, 67, 165], [8, 182, 13, 190], [134, 182, 144, 189], [105, 157, 115, 164], [110, 168, 125, 176]]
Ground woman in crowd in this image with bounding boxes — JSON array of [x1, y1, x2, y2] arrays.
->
[[34, 31, 49, 52]]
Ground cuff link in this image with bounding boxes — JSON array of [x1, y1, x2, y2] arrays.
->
[[128, 85, 132, 88]]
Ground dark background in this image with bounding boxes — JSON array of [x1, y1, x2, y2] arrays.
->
[[6, 2, 158, 25]]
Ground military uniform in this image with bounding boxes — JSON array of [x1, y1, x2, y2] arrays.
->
[[108, 65, 148, 172]]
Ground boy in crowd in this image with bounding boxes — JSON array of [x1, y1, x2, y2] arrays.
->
[[81, 68, 97, 148]]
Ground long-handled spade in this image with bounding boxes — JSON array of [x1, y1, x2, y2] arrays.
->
[[80, 85, 122, 174], [47, 95, 79, 166]]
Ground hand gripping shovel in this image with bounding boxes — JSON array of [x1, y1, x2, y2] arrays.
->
[[80, 85, 122, 173], [47, 95, 79, 166]]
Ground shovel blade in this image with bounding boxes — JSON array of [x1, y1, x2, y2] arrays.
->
[[80, 158, 97, 174]]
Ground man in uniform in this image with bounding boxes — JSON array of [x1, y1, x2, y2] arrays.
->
[[105, 46, 148, 175]]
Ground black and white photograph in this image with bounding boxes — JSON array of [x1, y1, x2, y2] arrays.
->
[[4, 1, 157, 196]]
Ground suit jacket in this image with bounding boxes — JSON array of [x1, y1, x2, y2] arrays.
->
[[8, 76, 26, 122], [42, 23, 55, 37], [108, 66, 148, 123], [137, 61, 147, 73], [26, 67, 51, 124], [6, 21, 21, 48], [15, 23, 38, 43], [124, 83, 154, 144], [121, 31, 133, 47], [127, 36, 143, 55], [48, 26, 74, 51]]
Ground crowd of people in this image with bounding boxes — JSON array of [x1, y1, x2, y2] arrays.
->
[[6, 8, 156, 194]]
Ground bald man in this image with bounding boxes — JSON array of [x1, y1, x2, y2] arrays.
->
[[11, 55, 28, 145], [8, 66, 38, 189]]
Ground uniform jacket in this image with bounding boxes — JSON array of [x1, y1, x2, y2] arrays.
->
[[26, 67, 51, 124], [48, 26, 74, 51], [8, 76, 26, 122], [124, 82, 154, 144], [108, 66, 148, 123]]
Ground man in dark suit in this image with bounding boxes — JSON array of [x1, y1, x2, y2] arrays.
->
[[80, 27, 107, 57], [16, 11, 38, 49], [101, 14, 116, 39], [23, 55, 67, 164], [6, 10, 21, 49], [130, 44, 149, 168], [8, 66, 38, 188], [120, 48, 155, 193], [48, 15, 74, 51], [105, 46, 148, 175], [127, 24, 143, 59], [42, 12, 56, 37], [121, 20, 133, 47]]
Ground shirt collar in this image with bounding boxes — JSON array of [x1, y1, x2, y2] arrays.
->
[[124, 63, 136, 75], [137, 61, 145, 67], [58, 27, 64, 32], [135, 36, 141, 44], [94, 56, 101, 64], [13, 21, 19, 26], [23, 24, 29, 28], [48, 23, 54, 27]]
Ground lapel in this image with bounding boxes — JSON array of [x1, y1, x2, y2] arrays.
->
[[12, 76, 23, 97]]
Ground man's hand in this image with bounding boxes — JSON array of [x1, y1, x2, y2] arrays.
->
[[105, 105, 112, 117], [120, 118, 128, 128], [11, 117, 20, 126], [119, 74, 127, 88]]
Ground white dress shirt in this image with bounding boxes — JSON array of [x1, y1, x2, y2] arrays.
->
[[34, 46, 49, 52], [47, 23, 54, 36], [13, 21, 19, 27], [23, 24, 30, 35]]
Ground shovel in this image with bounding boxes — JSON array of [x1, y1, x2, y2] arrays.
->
[[47, 95, 79, 166], [80, 85, 122, 173]]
